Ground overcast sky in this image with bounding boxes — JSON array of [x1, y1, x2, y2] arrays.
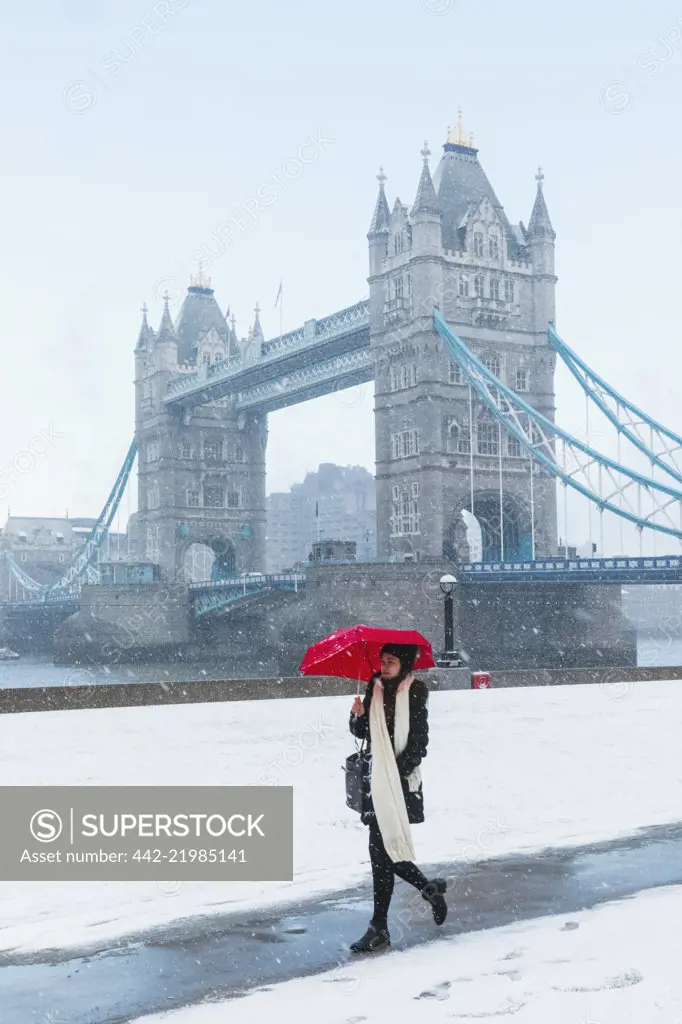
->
[[1, 0, 681, 554]]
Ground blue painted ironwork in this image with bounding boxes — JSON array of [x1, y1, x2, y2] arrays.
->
[[190, 573, 306, 617], [458, 554, 682, 584], [4, 440, 138, 603], [164, 300, 370, 409], [235, 348, 373, 412], [548, 325, 682, 485], [433, 309, 682, 540]]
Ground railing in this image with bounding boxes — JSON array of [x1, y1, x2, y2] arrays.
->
[[458, 555, 682, 582], [165, 300, 370, 403], [190, 573, 305, 591], [4, 595, 80, 608]]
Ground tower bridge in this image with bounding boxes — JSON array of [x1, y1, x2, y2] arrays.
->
[[4, 115, 682, 668]]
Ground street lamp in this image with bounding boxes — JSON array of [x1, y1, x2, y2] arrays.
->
[[439, 573, 458, 665]]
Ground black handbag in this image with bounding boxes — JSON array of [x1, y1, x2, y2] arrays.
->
[[343, 738, 371, 814]]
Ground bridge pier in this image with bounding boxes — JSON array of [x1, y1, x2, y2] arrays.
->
[[52, 581, 191, 665], [273, 565, 636, 674]]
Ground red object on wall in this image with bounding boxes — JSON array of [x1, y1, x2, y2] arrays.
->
[[471, 671, 491, 689]]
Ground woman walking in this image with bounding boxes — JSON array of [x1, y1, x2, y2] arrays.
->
[[348, 642, 447, 953]]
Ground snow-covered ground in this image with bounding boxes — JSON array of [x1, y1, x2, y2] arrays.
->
[[1, 680, 681, 955], [132, 884, 682, 1023]]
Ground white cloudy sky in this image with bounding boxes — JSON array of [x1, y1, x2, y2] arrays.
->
[[1, 0, 681, 553]]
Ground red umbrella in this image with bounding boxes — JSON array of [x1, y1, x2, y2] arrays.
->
[[299, 624, 435, 689]]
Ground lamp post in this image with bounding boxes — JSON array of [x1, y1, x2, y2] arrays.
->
[[439, 573, 457, 664]]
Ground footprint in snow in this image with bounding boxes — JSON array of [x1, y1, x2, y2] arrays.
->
[[553, 968, 643, 993], [416, 980, 452, 1001], [447, 997, 527, 1017]]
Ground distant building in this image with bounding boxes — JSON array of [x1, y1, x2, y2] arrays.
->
[[0, 515, 132, 599], [311, 539, 357, 563], [266, 464, 376, 573]]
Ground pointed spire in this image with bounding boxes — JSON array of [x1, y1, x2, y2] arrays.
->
[[252, 302, 264, 343], [411, 141, 440, 216], [368, 166, 391, 238], [528, 165, 555, 240], [136, 302, 154, 350], [157, 292, 178, 343]]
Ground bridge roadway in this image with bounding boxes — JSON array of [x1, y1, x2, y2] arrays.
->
[[163, 299, 371, 413], [4, 556, 682, 617]]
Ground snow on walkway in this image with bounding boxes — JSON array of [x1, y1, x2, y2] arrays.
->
[[0, 680, 681, 955], [132, 884, 682, 1024]]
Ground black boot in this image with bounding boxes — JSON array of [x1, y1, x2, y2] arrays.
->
[[349, 922, 391, 954], [422, 878, 447, 925]]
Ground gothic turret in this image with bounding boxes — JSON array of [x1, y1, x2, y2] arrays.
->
[[527, 167, 555, 242], [411, 142, 440, 217], [174, 273, 228, 365], [135, 302, 154, 351], [368, 168, 391, 281], [527, 167, 557, 329], [410, 142, 442, 258], [368, 167, 390, 239], [251, 303, 264, 345], [155, 292, 179, 370], [408, 143, 443, 316]]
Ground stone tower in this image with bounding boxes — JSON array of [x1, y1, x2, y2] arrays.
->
[[370, 117, 558, 563], [134, 277, 267, 579]]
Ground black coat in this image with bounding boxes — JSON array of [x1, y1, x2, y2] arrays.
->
[[349, 675, 429, 825]]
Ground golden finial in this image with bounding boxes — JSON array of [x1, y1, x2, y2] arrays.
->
[[446, 108, 474, 148], [190, 269, 212, 289], [377, 166, 387, 188]]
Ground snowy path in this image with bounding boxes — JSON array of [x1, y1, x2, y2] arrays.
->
[[133, 883, 682, 1024], [1, 681, 681, 958], [2, 822, 682, 1023]]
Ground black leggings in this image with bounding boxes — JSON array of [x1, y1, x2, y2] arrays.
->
[[368, 817, 429, 929]]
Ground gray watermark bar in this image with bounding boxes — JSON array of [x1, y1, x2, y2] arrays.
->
[[0, 786, 293, 881]]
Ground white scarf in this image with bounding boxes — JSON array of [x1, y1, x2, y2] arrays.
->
[[369, 672, 421, 863]]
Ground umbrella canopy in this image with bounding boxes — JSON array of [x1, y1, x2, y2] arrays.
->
[[299, 624, 435, 683]]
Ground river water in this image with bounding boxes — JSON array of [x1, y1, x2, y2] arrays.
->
[[0, 633, 679, 689]]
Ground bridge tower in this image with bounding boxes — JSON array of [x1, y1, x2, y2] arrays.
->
[[133, 277, 267, 580], [369, 117, 558, 562]]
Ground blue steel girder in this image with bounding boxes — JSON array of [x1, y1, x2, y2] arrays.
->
[[235, 348, 373, 414], [4, 440, 138, 600], [548, 326, 682, 486], [164, 300, 370, 411], [433, 310, 682, 540], [459, 555, 682, 584], [190, 574, 305, 617]]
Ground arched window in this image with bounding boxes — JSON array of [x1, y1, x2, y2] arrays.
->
[[490, 278, 500, 301], [482, 352, 501, 377], [504, 278, 515, 302], [446, 417, 470, 455], [473, 231, 484, 257], [488, 234, 499, 259], [474, 275, 484, 298], [459, 276, 469, 298]]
